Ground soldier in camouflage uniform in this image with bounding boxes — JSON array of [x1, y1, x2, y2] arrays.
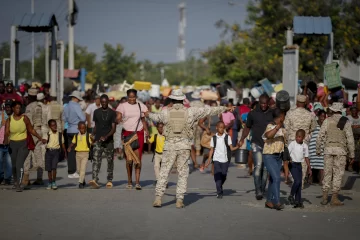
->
[[145, 89, 232, 208], [46, 92, 63, 133], [30, 93, 47, 185], [284, 95, 316, 189], [190, 91, 204, 156], [23, 88, 39, 186], [316, 102, 355, 206]]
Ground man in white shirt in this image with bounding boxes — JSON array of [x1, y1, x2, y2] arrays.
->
[[287, 129, 311, 208], [206, 121, 238, 198], [85, 95, 101, 132]]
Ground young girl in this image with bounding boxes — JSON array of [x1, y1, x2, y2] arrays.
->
[[262, 108, 286, 210]]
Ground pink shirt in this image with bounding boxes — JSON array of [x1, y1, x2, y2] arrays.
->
[[221, 112, 235, 126], [116, 102, 148, 131]]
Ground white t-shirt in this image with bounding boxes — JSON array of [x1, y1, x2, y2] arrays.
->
[[85, 103, 101, 128], [210, 133, 232, 163], [288, 141, 309, 163]]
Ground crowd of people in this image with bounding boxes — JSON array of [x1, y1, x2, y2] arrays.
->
[[0, 80, 359, 210]]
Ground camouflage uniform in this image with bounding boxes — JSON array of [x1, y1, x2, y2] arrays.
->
[[92, 141, 114, 182], [190, 100, 204, 153], [33, 102, 46, 177], [149, 104, 227, 201], [24, 101, 38, 176], [46, 101, 64, 133], [316, 114, 355, 194], [284, 107, 316, 187]]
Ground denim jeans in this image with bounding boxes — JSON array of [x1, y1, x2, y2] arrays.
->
[[289, 162, 302, 203], [0, 145, 12, 181], [251, 143, 268, 196], [263, 154, 282, 204]]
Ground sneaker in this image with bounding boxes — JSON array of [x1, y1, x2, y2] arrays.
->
[[89, 180, 100, 189], [79, 183, 84, 189], [52, 182, 58, 190], [46, 183, 52, 190], [68, 173, 80, 179], [216, 194, 223, 199], [256, 195, 263, 200]]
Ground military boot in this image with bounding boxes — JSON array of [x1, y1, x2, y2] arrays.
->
[[330, 193, 344, 206], [21, 174, 31, 187], [320, 191, 328, 205], [153, 196, 162, 208], [176, 199, 185, 209]]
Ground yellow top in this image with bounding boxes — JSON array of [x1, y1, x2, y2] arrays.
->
[[9, 116, 27, 141], [46, 131, 64, 149], [148, 133, 165, 153], [72, 133, 92, 152]]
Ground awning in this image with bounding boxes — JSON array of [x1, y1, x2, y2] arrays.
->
[[13, 13, 58, 32], [64, 69, 80, 79]]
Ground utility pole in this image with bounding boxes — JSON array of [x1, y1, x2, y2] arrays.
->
[[68, 0, 75, 70], [31, 0, 35, 80], [177, 2, 186, 62], [45, 33, 49, 83]]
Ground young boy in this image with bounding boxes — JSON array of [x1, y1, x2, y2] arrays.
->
[[287, 129, 312, 208], [148, 123, 165, 186], [68, 121, 93, 189], [205, 121, 239, 199], [45, 119, 66, 190]]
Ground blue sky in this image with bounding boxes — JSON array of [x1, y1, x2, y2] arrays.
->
[[0, 0, 249, 63]]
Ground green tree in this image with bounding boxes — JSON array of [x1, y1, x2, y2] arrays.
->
[[97, 43, 137, 84]]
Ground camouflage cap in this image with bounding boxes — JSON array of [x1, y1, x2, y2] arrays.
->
[[296, 95, 306, 103], [28, 88, 39, 96]]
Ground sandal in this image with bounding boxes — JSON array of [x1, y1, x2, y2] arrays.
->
[[126, 184, 133, 189], [106, 182, 113, 189], [135, 184, 142, 190]]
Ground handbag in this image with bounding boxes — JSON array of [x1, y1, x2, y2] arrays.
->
[[123, 103, 141, 150], [200, 116, 213, 148]]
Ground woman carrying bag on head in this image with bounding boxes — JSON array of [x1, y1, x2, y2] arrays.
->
[[116, 89, 149, 190], [4, 101, 47, 192]]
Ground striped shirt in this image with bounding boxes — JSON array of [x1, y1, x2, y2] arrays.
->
[[309, 125, 324, 169]]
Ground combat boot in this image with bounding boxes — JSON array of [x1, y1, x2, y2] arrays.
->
[[21, 174, 31, 187], [176, 199, 185, 209], [153, 196, 162, 208], [320, 191, 328, 205], [330, 193, 344, 206], [32, 178, 44, 185]]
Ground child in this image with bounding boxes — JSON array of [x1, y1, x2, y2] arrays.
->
[[45, 119, 66, 190], [205, 121, 239, 199], [287, 129, 312, 208], [68, 121, 93, 189], [148, 123, 165, 186]]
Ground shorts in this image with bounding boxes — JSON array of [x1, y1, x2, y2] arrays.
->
[[45, 149, 60, 171]]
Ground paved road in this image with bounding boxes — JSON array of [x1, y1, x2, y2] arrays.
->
[[1, 154, 360, 240]]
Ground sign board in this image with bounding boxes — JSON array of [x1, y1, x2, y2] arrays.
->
[[324, 63, 341, 90]]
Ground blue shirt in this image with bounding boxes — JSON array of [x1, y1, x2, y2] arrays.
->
[[63, 101, 85, 133], [0, 110, 9, 128], [63, 103, 69, 130]]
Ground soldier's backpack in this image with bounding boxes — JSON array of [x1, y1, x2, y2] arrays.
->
[[75, 132, 93, 161], [212, 134, 231, 162]]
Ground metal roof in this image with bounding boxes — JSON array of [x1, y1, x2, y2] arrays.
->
[[13, 13, 58, 32], [293, 16, 332, 35]]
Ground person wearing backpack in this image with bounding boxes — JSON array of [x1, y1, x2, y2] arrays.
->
[[45, 119, 66, 190], [67, 121, 93, 189], [205, 121, 239, 199]]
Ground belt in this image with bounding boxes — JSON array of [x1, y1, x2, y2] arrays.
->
[[46, 148, 60, 151], [155, 151, 163, 155], [291, 162, 302, 165]]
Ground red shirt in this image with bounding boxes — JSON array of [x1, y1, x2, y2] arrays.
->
[[0, 93, 23, 104], [239, 105, 251, 116]]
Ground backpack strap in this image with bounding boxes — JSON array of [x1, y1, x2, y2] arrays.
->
[[153, 134, 158, 152], [47, 133, 50, 144], [59, 132, 62, 146], [225, 134, 231, 162], [86, 132, 90, 148], [75, 133, 78, 146]]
